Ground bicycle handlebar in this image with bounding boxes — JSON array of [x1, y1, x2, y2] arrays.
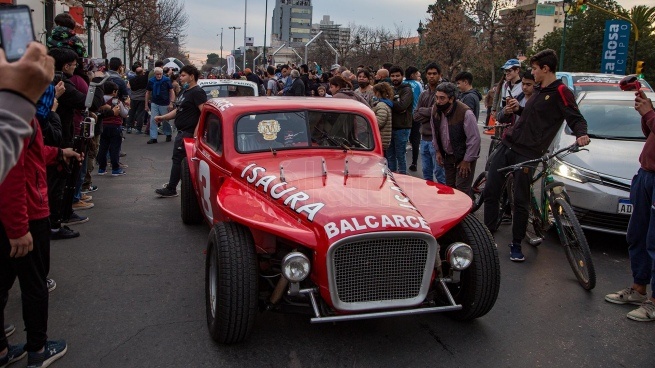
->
[[483, 123, 511, 130], [497, 143, 580, 174]]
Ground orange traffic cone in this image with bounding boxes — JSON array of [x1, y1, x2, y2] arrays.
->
[[484, 114, 496, 135]]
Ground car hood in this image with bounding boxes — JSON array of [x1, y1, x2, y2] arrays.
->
[[554, 133, 644, 179]]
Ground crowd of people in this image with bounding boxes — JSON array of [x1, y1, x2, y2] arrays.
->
[[0, 11, 654, 368]]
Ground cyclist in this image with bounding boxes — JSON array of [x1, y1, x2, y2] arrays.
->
[[483, 49, 590, 262]]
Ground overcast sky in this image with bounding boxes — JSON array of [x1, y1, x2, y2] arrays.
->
[[183, 0, 652, 65]]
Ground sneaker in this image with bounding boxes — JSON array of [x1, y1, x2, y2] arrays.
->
[[501, 214, 513, 224], [627, 300, 655, 322], [134, 130, 142, 135], [509, 243, 525, 262], [147, 139, 158, 144], [50, 226, 79, 240], [0, 344, 26, 367], [409, 164, 417, 172], [119, 152, 126, 157], [61, 213, 88, 226], [26, 340, 67, 368], [126, 127, 132, 134], [111, 169, 126, 176], [605, 287, 648, 305], [81, 185, 98, 194], [4, 324, 15, 337], [97, 169, 106, 175], [166, 135, 172, 142], [118, 162, 128, 169], [80, 194, 92, 202], [72, 200, 94, 211], [47, 278, 56, 293], [155, 185, 178, 198]]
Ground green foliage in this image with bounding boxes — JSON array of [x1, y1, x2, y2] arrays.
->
[[206, 53, 220, 65]]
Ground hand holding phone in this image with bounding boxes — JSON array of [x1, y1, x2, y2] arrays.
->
[[0, 42, 55, 104]]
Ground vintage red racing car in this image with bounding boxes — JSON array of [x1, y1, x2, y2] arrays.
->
[[181, 97, 501, 344]]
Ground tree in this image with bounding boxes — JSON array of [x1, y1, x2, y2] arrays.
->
[[207, 53, 220, 65]]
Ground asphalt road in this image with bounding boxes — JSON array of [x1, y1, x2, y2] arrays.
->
[[4, 120, 653, 368]]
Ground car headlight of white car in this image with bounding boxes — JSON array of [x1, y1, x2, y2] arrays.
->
[[552, 158, 601, 184]]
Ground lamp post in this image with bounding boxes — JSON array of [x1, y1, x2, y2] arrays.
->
[[121, 28, 128, 66], [243, 0, 247, 70], [218, 28, 224, 72], [558, 0, 573, 71], [83, 2, 95, 57], [263, 0, 268, 66], [417, 21, 425, 69], [229, 26, 241, 64]]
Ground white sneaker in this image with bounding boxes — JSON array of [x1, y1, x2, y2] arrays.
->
[[605, 287, 647, 305], [627, 300, 655, 322]]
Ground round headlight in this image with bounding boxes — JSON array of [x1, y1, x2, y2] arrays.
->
[[282, 252, 311, 282], [446, 242, 473, 271]]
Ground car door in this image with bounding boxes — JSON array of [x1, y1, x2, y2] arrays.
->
[[197, 112, 230, 223]]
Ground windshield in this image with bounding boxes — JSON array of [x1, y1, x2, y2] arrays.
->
[[235, 111, 375, 153], [578, 100, 645, 139], [202, 84, 255, 99], [572, 76, 652, 94]]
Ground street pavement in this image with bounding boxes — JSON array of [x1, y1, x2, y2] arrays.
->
[[3, 116, 653, 367]]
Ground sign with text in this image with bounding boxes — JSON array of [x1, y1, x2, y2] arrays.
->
[[600, 20, 630, 75]]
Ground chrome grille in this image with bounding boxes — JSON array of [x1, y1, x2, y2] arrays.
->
[[328, 232, 437, 311]]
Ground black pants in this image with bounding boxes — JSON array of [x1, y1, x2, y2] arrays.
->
[[47, 166, 68, 230], [483, 144, 534, 244], [409, 120, 421, 166], [126, 100, 146, 131], [167, 131, 193, 189], [0, 218, 49, 353], [443, 154, 477, 198], [97, 125, 122, 171]]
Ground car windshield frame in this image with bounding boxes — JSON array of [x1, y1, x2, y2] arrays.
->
[[201, 84, 256, 99], [233, 109, 376, 153], [577, 99, 645, 140], [572, 76, 653, 93]]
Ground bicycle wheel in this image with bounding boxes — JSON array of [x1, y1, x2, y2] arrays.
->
[[470, 171, 486, 213], [551, 196, 596, 290], [525, 200, 545, 246], [487, 174, 513, 233]]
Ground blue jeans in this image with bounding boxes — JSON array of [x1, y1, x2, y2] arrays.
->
[[420, 139, 446, 184], [385, 129, 410, 174], [626, 168, 655, 298], [150, 103, 171, 139]]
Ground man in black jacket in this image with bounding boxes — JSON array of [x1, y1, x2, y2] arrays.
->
[[483, 49, 590, 262], [288, 70, 305, 96], [126, 62, 148, 134], [387, 66, 413, 174]]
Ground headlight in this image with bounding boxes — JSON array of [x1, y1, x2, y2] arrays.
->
[[282, 252, 311, 282], [552, 158, 600, 183], [446, 243, 473, 271]]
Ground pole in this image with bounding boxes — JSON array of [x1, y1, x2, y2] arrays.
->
[[243, 0, 247, 70], [123, 37, 127, 67], [558, 3, 567, 71], [86, 19, 93, 57], [220, 28, 224, 73], [263, 0, 268, 66], [305, 31, 323, 65]]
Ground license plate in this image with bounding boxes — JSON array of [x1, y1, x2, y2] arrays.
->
[[617, 199, 632, 215]]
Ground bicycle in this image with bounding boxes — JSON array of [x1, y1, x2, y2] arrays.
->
[[497, 143, 596, 290], [471, 123, 512, 213]]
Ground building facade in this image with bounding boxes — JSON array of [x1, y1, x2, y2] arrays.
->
[[271, 0, 313, 47], [502, 0, 565, 50], [310, 15, 350, 49]]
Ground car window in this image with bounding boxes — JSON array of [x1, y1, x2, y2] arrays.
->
[[578, 100, 644, 140], [202, 85, 256, 99], [235, 111, 375, 153], [203, 113, 223, 154]]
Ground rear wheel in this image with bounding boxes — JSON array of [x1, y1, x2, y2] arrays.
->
[[440, 214, 500, 320], [470, 171, 486, 213], [181, 159, 203, 225], [551, 197, 596, 290], [205, 222, 259, 344]]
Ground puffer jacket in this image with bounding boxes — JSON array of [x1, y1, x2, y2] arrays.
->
[[391, 83, 413, 129], [46, 26, 87, 57], [372, 99, 393, 150]]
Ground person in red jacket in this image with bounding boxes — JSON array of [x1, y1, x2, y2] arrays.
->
[[0, 119, 79, 366]]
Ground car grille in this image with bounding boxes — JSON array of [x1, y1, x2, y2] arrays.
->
[[598, 174, 631, 192], [572, 206, 630, 233], [328, 232, 437, 311]]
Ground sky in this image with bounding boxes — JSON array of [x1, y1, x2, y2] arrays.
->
[[183, 0, 652, 66]]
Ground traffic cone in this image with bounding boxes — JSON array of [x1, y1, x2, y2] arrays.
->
[[484, 114, 496, 135]]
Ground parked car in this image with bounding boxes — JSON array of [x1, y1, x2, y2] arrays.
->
[[197, 79, 259, 99], [181, 97, 500, 344], [550, 91, 652, 234], [556, 72, 652, 97]]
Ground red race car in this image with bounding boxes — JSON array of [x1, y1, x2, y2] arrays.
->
[[181, 97, 500, 344]]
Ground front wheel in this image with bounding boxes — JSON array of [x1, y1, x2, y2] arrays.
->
[[441, 214, 501, 320], [525, 200, 545, 246], [470, 171, 486, 213], [205, 222, 259, 344], [551, 197, 596, 290]]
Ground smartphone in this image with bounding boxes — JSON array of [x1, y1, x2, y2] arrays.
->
[[0, 5, 36, 62]]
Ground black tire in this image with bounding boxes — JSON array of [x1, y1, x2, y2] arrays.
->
[[525, 200, 545, 246], [551, 197, 596, 290], [487, 175, 513, 233], [181, 159, 203, 225], [470, 171, 486, 213], [205, 222, 259, 344], [440, 214, 501, 320]]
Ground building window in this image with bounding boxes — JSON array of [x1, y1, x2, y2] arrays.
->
[[290, 27, 310, 34], [291, 8, 310, 14]]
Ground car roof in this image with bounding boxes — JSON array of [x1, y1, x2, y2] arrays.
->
[[579, 91, 655, 101], [205, 97, 373, 115], [198, 79, 258, 88]]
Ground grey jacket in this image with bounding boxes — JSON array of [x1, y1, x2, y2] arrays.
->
[[0, 92, 35, 183]]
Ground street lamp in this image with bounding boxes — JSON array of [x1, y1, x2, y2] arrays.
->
[[558, 0, 573, 71], [417, 21, 425, 69], [218, 29, 224, 72], [121, 28, 128, 66], [83, 2, 95, 57], [229, 26, 241, 57]]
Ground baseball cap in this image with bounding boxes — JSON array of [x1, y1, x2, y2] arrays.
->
[[502, 59, 521, 70], [330, 64, 340, 71]]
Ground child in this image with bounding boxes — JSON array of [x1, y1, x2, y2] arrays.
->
[[97, 82, 128, 176], [46, 13, 87, 57]]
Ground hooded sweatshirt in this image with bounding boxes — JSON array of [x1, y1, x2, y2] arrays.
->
[[46, 26, 87, 57], [459, 89, 483, 120]]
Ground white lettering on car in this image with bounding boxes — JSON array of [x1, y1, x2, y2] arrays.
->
[[241, 164, 325, 222], [324, 215, 432, 239]]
